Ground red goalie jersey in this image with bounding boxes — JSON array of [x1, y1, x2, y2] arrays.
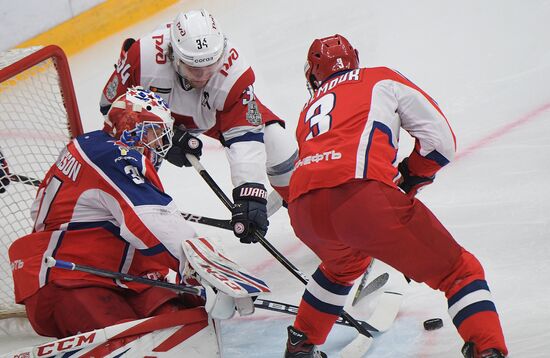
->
[[289, 67, 456, 202]]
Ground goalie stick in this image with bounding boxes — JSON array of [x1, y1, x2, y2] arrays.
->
[[45, 256, 204, 297], [185, 154, 374, 355], [0, 167, 236, 230], [46, 256, 379, 332], [4, 308, 218, 357]]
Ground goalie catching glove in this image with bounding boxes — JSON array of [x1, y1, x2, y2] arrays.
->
[[182, 238, 271, 320], [397, 157, 435, 197], [231, 183, 269, 244], [165, 128, 203, 167]]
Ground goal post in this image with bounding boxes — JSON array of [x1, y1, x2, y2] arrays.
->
[[0, 45, 83, 317]]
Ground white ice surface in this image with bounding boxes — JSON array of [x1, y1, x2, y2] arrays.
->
[[2, 0, 550, 357]]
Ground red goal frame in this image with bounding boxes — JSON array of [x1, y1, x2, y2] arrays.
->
[[0, 45, 83, 138]]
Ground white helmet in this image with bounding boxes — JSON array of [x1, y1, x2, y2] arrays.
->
[[170, 9, 225, 70]]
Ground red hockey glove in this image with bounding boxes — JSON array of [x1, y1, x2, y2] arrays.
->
[[397, 157, 434, 197], [0, 149, 11, 193], [165, 128, 203, 167], [231, 183, 269, 244]]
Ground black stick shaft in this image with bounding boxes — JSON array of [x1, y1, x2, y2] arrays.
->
[[8, 174, 42, 187], [185, 154, 373, 338], [45, 256, 203, 296]]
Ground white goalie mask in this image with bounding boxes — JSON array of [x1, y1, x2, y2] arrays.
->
[[170, 9, 226, 87]]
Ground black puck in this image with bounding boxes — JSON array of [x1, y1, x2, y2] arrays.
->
[[423, 318, 443, 331]]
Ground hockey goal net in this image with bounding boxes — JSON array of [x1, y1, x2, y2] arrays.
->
[[0, 45, 83, 318]]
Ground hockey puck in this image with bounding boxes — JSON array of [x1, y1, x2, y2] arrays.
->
[[423, 318, 443, 331]]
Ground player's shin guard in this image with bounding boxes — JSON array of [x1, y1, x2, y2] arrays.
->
[[441, 251, 508, 356], [294, 267, 353, 345]]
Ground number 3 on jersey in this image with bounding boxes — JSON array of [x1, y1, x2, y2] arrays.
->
[[305, 93, 335, 141]]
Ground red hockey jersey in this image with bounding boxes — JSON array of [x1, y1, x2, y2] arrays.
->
[[9, 131, 196, 303], [289, 67, 455, 202]]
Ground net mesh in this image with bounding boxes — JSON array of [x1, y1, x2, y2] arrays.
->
[[0, 46, 75, 317]]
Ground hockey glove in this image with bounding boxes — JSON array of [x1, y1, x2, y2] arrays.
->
[[231, 183, 269, 244], [397, 157, 434, 197], [0, 149, 11, 193], [165, 128, 203, 167]]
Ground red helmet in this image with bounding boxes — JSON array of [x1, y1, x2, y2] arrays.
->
[[305, 34, 359, 93], [105, 87, 174, 168]]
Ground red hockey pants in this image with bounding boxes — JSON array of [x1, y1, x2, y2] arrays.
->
[[288, 180, 507, 354]]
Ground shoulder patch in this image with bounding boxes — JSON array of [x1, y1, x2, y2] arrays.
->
[[106, 76, 119, 100], [246, 100, 262, 125]]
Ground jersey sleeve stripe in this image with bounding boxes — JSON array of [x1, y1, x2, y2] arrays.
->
[[223, 131, 264, 147], [66, 220, 121, 236], [424, 149, 450, 167], [139, 243, 169, 256]]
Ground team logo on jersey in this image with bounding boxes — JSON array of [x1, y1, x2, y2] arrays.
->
[[105, 76, 119, 100], [112, 140, 130, 155], [294, 149, 342, 169], [220, 48, 239, 77], [152, 34, 167, 64], [246, 100, 262, 125]]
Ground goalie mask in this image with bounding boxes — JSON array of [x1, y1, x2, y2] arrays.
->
[[305, 34, 360, 96], [169, 9, 226, 88], [105, 87, 174, 169]]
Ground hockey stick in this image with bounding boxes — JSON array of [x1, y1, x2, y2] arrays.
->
[[0, 169, 236, 230], [180, 211, 232, 230], [6, 308, 214, 357], [45, 256, 376, 330], [254, 299, 376, 331], [0, 148, 43, 190], [45, 256, 204, 296], [347, 259, 409, 333], [7, 173, 42, 187], [185, 154, 374, 349]]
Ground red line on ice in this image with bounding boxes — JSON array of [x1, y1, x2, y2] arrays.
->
[[252, 102, 550, 277], [455, 102, 550, 161]]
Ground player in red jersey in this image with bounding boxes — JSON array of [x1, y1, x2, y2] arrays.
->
[[100, 9, 297, 244], [8, 88, 254, 338], [283, 35, 507, 358]]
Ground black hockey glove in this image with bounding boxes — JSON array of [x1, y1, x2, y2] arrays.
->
[[397, 157, 434, 197], [165, 128, 203, 167], [231, 183, 269, 244], [0, 149, 11, 193]]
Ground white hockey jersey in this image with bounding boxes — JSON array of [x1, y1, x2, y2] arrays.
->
[[100, 25, 283, 186]]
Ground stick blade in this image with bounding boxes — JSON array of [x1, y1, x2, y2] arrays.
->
[[340, 333, 373, 357], [352, 272, 389, 306]]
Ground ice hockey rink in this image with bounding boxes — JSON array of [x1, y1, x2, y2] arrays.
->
[[2, 0, 550, 356]]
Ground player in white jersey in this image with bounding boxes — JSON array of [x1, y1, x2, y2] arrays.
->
[[100, 9, 297, 244]]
